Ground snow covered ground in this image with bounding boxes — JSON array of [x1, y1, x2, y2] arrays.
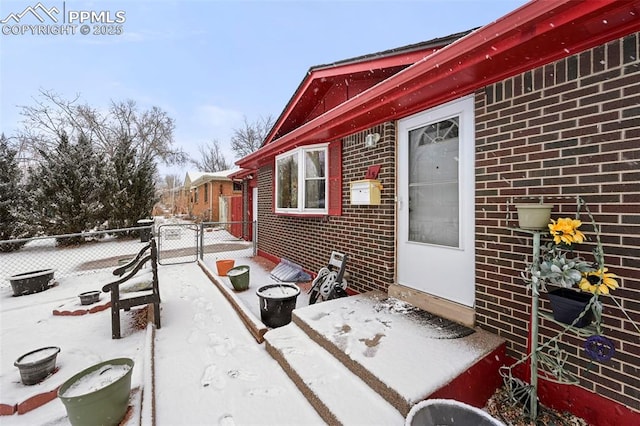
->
[[0, 234, 325, 425], [2, 227, 497, 426]]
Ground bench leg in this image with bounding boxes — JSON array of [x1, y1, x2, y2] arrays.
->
[[153, 303, 161, 329], [112, 306, 121, 339]]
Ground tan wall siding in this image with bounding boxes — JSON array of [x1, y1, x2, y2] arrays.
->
[[475, 32, 640, 410], [189, 181, 236, 222]]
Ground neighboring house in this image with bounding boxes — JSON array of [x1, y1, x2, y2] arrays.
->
[[184, 170, 241, 222], [234, 1, 640, 423]]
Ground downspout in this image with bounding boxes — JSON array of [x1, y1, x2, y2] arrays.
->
[[209, 181, 213, 222]]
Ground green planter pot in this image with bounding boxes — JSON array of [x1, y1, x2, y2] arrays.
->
[[515, 204, 553, 230], [58, 358, 134, 426], [228, 265, 250, 291]]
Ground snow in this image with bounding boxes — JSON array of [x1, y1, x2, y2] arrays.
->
[[15, 347, 60, 365], [257, 284, 300, 298], [1, 233, 499, 425], [0, 239, 323, 425], [60, 363, 131, 398], [293, 293, 504, 407]]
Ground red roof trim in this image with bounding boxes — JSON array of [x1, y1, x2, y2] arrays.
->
[[263, 47, 448, 146], [238, 0, 640, 169]]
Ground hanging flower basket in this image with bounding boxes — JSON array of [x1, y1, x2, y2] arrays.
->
[[547, 288, 593, 328]]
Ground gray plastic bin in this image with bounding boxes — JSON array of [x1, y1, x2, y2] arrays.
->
[[406, 399, 504, 426], [137, 219, 154, 242]]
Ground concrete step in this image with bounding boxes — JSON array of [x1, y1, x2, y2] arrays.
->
[[288, 291, 507, 417], [265, 321, 405, 426]]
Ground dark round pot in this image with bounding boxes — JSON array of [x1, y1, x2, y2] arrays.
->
[[58, 358, 134, 426], [547, 288, 594, 328], [78, 291, 101, 305], [14, 346, 61, 385], [9, 269, 55, 296], [256, 284, 300, 328]]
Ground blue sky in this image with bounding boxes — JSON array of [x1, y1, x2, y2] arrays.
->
[[0, 0, 528, 178]]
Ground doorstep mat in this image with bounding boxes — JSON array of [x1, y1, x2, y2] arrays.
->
[[373, 297, 475, 339]]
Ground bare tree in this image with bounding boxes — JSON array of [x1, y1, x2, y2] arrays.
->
[[164, 174, 183, 189], [18, 89, 187, 165], [230, 115, 274, 159], [191, 139, 230, 172]]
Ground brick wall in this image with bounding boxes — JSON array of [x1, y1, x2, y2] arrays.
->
[[475, 32, 640, 410], [256, 122, 396, 293]]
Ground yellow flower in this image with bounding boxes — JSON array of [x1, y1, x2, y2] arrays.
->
[[579, 268, 619, 294], [548, 218, 586, 245]]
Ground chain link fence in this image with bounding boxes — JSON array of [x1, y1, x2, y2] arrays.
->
[[1, 220, 257, 290], [200, 221, 256, 261], [0, 226, 152, 290]]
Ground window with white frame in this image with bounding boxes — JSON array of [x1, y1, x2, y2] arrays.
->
[[275, 144, 328, 214]]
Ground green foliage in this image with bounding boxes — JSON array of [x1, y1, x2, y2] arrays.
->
[[0, 134, 34, 251], [106, 137, 158, 230], [28, 133, 109, 245]]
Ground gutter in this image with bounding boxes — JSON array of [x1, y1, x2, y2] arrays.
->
[[237, 0, 640, 169]]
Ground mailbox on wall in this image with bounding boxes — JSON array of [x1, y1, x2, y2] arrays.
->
[[350, 179, 382, 205]]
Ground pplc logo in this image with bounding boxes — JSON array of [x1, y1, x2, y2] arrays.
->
[[0, 2, 59, 24]]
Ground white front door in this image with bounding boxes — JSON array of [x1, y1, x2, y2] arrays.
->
[[397, 96, 475, 307]]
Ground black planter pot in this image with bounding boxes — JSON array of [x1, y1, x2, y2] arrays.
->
[[9, 269, 55, 296], [547, 288, 594, 328], [256, 284, 300, 328]]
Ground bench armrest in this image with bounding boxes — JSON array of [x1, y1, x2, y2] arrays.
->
[[103, 254, 152, 292], [113, 243, 151, 277]]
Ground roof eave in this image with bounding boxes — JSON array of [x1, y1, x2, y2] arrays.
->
[[237, 0, 640, 170]]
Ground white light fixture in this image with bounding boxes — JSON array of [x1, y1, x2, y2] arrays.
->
[[364, 132, 381, 148]]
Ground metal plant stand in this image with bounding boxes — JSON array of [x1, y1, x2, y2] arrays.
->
[[500, 229, 596, 422]]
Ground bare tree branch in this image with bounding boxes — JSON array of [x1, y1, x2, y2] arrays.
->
[[191, 139, 230, 172], [230, 115, 274, 159], [17, 89, 186, 165]]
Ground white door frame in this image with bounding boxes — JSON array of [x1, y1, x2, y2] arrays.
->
[[397, 95, 475, 307]]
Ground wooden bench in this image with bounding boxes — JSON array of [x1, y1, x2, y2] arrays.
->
[[102, 237, 161, 339]]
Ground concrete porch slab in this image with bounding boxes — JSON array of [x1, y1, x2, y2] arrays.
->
[[290, 291, 506, 416]]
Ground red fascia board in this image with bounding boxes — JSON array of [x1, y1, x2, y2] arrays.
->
[[262, 47, 444, 146], [310, 49, 440, 80], [238, 0, 640, 169], [228, 168, 255, 180]]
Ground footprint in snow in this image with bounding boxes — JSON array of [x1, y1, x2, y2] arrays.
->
[[187, 329, 200, 344], [208, 333, 235, 356], [201, 364, 226, 389], [227, 369, 258, 381], [219, 414, 235, 426]]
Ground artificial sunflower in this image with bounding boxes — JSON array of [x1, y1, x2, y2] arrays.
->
[[548, 218, 586, 245], [579, 268, 619, 294]]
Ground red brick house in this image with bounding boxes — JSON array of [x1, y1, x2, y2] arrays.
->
[[184, 170, 240, 222], [235, 1, 640, 423]]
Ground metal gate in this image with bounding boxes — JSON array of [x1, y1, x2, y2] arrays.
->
[[157, 224, 200, 265]]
